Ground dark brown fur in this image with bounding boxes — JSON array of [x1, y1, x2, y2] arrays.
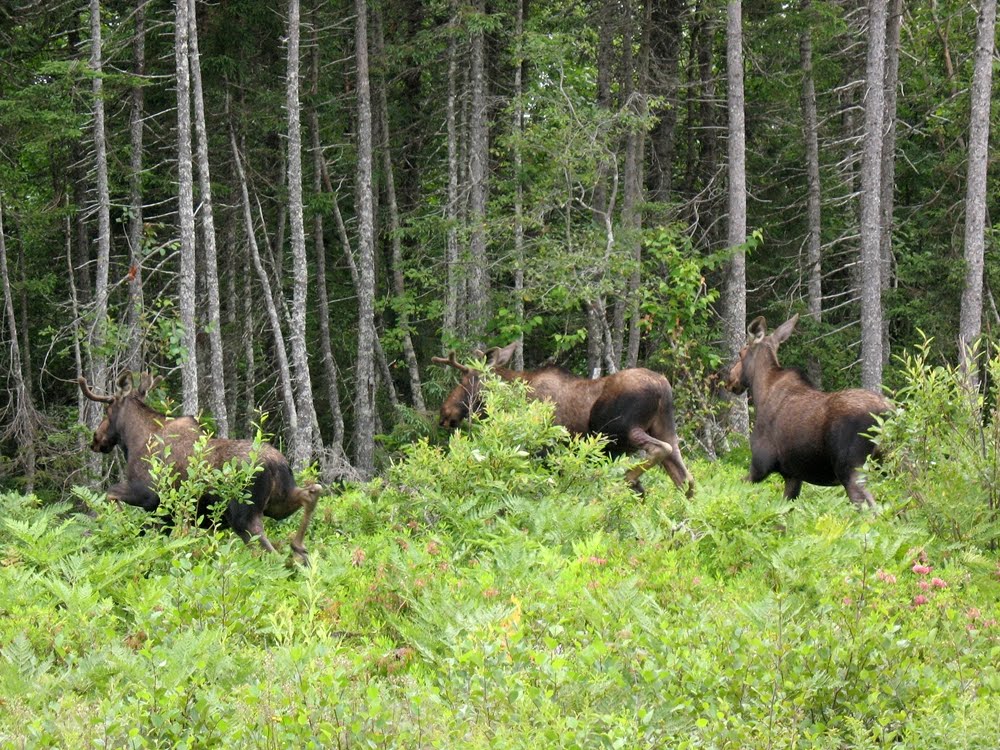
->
[[79, 372, 322, 562], [725, 314, 891, 507], [434, 343, 694, 496]]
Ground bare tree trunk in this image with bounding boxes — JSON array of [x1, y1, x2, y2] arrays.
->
[[651, 0, 684, 202], [959, 0, 997, 374], [354, 0, 378, 476], [125, 0, 147, 373], [229, 115, 299, 443], [187, 0, 228, 435], [373, 7, 425, 410], [175, 0, 199, 413], [878, 0, 902, 373], [65, 208, 86, 452], [284, 0, 318, 469], [443, 0, 462, 346], [800, 0, 822, 325], [0, 200, 41, 494], [88, 0, 112, 420], [724, 0, 749, 435], [512, 0, 526, 370], [859, 0, 888, 391], [241, 257, 258, 433], [466, 0, 490, 344]]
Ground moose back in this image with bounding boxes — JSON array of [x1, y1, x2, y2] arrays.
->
[[79, 372, 322, 562], [434, 343, 694, 496]]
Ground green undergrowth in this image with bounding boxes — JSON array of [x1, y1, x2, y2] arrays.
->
[[1, 380, 998, 748]]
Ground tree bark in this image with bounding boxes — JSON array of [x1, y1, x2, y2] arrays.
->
[[859, 0, 888, 391], [724, 0, 749, 434], [443, 0, 462, 345], [959, 0, 997, 373], [512, 0, 526, 370], [651, 0, 684, 202], [175, 0, 199, 413], [800, 0, 822, 325], [125, 0, 147, 373], [373, 6, 425, 410], [354, 0, 378, 476], [466, 0, 490, 344], [285, 0, 318, 469], [878, 0, 902, 372], [88, 0, 112, 423]]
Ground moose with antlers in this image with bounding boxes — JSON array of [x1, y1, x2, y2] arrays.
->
[[433, 343, 695, 496], [78, 371, 322, 563], [725, 314, 891, 507]]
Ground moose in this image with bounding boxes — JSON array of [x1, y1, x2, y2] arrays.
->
[[433, 343, 695, 497], [725, 314, 891, 507], [78, 371, 322, 563]]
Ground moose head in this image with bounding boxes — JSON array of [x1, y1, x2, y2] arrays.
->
[[78, 371, 163, 453], [432, 343, 517, 429]]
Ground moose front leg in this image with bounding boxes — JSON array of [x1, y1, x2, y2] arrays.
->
[[288, 484, 323, 566], [106, 480, 160, 512], [842, 470, 876, 509], [624, 427, 676, 495]]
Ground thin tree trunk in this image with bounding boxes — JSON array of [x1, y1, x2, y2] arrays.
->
[[959, 0, 997, 374], [512, 0, 526, 370], [878, 0, 902, 372], [651, 0, 683, 202], [229, 114, 299, 443], [175, 0, 199, 413], [284, 0, 318, 469], [354, 0, 378, 476], [859, 0, 888, 391], [88, 0, 112, 419], [801, 0, 822, 326], [444, 0, 461, 345], [125, 0, 147, 373], [466, 0, 490, 344], [724, 0, 749, 435], [66, 207, 86, 452], [373, 6, 425, 410], [0, 200, 41, 494], [309, 34, 346, 456], [241, 257, 258, 433], [188, 0, 228, 435]]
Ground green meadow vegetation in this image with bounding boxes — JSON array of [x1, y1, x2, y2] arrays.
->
[[1, 355, 999, 749]]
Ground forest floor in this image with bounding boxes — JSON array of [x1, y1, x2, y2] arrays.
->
[[0, 428, 998, 748]]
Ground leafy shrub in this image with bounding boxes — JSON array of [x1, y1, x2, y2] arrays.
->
[[874, 337, 1000, 549]]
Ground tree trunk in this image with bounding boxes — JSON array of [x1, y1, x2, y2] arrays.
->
[[443, 0, 462, 346], [800, 0, 822, 326], [88, 0, 112, 422], [229, 114, 299, 443], [175, 0, 199, 413], [187, 0, 228, 435], [651, 0, 684, 202], [125, 0, 147, 373], [284, 0, 318, 469], [0, 200, 41, 494], [466, 0, 490, 344], [512, 0, 526, 370], [859, 0, 888, 391], [959, 0, 997, 373], [878, 0, 902, 373], [65, 208, 86, 453], [354, 0, 378, 476], [724, 0, 749, 435], [373, 7, 425, 410]]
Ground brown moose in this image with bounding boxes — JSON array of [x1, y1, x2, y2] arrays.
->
[[78, 371, 322, 563], [725, 314, 891, 507], [433, 343, 694, 496]]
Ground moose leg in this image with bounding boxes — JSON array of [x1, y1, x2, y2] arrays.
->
[[236, 512, 279, 554], [107, 480, 160, 512], [842, 470, 875, 509], [783, 477, 802, 500], [624, 427, 673, 493], [288, 484, 322, 566]]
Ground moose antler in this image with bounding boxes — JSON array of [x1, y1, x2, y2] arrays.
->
[[431, 351, 472, 374], [136, 372, 163, 398], [77, 376, 114, 404]]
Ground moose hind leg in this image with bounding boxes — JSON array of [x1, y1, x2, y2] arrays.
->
[[842, 470, 875, 509], [624, 426, 672, 490], [288, 483, 322, 566], [235, 512, 278, 554]]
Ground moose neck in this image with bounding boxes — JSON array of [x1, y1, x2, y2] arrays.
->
[[119, 399, 166, 458], [749, 347, 784, 406]]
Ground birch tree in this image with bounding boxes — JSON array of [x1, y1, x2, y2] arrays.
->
[[958, 0, 997, 375], [175, 0, 199, 413], [188, 0, 228, 435], [858, 0, 888, 391], [724, 0, 749, 434]]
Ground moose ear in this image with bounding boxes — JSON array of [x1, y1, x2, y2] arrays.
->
[[747, 317, 767, 343], [770, 314, 799, 346], [485, 342, 517, 368]]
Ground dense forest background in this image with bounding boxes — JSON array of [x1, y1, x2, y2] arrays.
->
[[0, 0, 997, 494]]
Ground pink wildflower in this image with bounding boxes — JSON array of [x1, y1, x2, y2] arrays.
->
[[842, 596, 853, 606], [912, 594, 929, 606], [351, 548, 367, 567], [912, 563, 932, 575], [587, 556, 608, 566], [917, 580, 930, 591], [692, 576, 702, 586], [875, 569, 897, 584], [930, 577, 947, 589], [966, 607, 981, 621]]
